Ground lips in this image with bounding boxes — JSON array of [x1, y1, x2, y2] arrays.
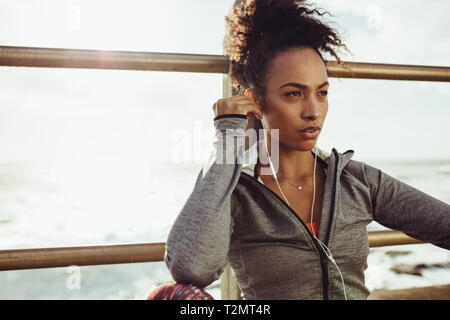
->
[[298, 128, 320, 139], [299, 125, 321, 132]]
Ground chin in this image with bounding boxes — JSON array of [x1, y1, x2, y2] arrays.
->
[[283, 139, 317, 152]]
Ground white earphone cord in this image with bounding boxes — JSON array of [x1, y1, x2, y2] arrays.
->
[[263, 127, 348, 300]]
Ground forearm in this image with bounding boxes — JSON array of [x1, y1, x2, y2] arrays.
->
[[165, 116, 248, 287]]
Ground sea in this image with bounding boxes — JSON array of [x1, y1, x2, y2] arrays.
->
[[0, 158, 449, 299]]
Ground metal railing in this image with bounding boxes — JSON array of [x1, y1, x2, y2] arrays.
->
[[0, 44, 448, 299], [1, 45, 449, 81], [0, 230, 424, 271]]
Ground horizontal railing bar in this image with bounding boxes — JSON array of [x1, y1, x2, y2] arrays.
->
[[0, 231, 423, 271], [0, 45, 449, 81], [325, 60, 450, 82], [367, 230, 424, 248], [0, 45, 229, 73], [0, 242, 166, 271], [367, 284, 450, 300]]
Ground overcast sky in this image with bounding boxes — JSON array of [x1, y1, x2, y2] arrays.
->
[[0, 0, 449, 167]]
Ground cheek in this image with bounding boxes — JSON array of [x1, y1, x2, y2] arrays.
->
[[323, 104, 328, 117], [264, 98, 293, 121], [265, 108, 293, 133]]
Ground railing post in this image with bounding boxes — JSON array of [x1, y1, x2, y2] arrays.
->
[[220, 264, 242, 300], [219, 48, 243, 300]]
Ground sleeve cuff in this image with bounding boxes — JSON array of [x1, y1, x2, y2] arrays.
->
[[213, 114, 247, 121]]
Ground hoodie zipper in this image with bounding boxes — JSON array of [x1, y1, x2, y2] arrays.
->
[[322, 149, 339, 299], [240, 172, 332, 300]]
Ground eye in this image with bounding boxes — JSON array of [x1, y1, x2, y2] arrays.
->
[[285, 91, 301, 97], [318, 90, 328, 96]]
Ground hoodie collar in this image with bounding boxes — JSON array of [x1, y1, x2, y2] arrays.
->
[[241, 141, 354, 177], [333, 147, 355, 173]]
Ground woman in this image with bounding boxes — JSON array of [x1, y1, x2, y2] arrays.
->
[[149, 0, 450, 300]]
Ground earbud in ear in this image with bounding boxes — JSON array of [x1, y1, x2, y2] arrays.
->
[[244, 89, 257, 102]]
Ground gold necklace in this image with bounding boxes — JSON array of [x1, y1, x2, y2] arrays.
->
[[276, 177, 303, 190], [276, 170, 321, 191]]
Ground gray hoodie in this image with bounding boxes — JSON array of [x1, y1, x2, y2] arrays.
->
[[164, 114, 450, 300]]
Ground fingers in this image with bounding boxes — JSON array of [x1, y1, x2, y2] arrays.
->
[[212, 94, 263, 120], [248, 104, 264, 120]]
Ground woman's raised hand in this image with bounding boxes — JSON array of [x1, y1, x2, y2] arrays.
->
[[212, 93, 263, 122]]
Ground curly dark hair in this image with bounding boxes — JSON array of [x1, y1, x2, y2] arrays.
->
[[224, 0, 351, 97]]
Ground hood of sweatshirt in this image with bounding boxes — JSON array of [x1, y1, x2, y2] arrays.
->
[[241, 138, 355, 178]]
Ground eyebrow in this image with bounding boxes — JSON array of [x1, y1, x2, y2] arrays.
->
[[278, 80, 329, 90]]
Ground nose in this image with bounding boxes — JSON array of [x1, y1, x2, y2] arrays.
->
[[301, 97, 323, 121]]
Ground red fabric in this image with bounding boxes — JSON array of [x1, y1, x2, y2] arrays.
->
[[305, 222, 319, 236], [146, 282, 214, 300]]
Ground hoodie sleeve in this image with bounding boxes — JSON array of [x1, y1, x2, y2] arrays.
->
[[363, 162, 450, 250], [164, 114, 248, 288]]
